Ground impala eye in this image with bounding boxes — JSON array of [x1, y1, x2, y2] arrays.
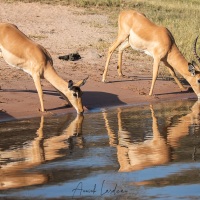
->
[[198, 79, 200, 84], [73, 93, 77, 97]]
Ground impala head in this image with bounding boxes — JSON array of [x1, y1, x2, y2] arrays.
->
[[188, 61, 200, 76], [190, 36, 200, 99], [67, 76, 88, 114]]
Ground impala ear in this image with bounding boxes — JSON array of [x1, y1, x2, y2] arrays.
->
[[68, 80, 74, 89], [188, 62, 196, 76], [74, 76, 89, 87]]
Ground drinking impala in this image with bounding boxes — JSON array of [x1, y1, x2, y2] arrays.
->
[[102, 10, 200, 99], [0, 23, 88, 114]]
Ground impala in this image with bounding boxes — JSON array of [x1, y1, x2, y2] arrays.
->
[[102, 10, 200, 98], [0, 23, 88, 114]]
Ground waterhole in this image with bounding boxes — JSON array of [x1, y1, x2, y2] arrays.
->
[[0, 100, 200, 199]]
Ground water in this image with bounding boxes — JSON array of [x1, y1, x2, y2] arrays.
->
[[0, 100, 200, 199]]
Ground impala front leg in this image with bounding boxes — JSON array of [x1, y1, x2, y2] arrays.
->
[[149, 57, 160, 96], [102, 45, 115, 82], [168, 66, 185, 90], [33, 75, 45, 112], [163, 61, 185, 91]]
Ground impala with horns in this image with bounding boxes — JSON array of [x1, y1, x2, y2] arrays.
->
[[102, 10, 200, 99], [0, 23, 88, 114]]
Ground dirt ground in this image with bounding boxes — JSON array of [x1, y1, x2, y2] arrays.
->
[[0, 1, 197, 122]]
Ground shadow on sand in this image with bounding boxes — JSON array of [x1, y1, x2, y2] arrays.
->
[[0, 89, 126, 114], [82, 91, 126, 110], [0, 110, 15, 122]]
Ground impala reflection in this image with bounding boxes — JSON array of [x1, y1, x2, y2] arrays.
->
[[103, 101, 200, 172], [0, 114, 84, 190]]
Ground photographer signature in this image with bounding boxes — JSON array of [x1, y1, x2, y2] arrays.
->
[[72, 180, 128, 198]]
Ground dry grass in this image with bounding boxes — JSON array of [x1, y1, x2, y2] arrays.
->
[[3, 0, 200, 61], [2, 0, 121, 7], [120, 0, 200, 61]]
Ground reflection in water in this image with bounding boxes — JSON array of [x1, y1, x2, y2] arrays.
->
[[103, 101, 200, 172], [0, 114, 84, 190], [0, 100, 200, 199], [167, 101, 200, 148]]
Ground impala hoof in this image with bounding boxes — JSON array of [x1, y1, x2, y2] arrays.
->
[[119, 74, 125, 77], [38, 108, 47, 113]]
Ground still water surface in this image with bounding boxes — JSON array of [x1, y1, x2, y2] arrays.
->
[[0, 100, 200, 199]]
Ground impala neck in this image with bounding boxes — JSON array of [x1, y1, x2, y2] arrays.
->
[[43, 64, 69, 95], [167, 44, 190, 78], [167, 45, 200, 95]]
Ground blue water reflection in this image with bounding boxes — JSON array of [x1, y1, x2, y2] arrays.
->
[[0, 100, 200, 199]]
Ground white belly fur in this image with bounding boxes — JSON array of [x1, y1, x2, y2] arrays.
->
[[0, 46, 32, 76], [129, 30, 153, 57]]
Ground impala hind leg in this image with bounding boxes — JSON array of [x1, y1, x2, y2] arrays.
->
[[118, 39, 130, 77], [102, 34, 129, 82], [33, 75, 45, 112], [149, 57, 160, 96]]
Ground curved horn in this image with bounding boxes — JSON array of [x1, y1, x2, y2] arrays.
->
[[193, 36, 200, 62]]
